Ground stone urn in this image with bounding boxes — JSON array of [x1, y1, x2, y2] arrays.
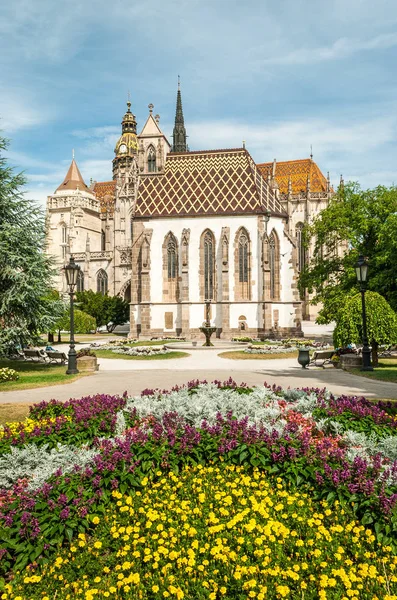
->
[[77, 355, 99, 372], [297, 348, 311, 369], [340, 354, 362, 370]]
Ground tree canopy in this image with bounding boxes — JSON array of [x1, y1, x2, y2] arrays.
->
[[75, 290, 129, 332], [300, 182, 397, 323], [54, 308, 97, 335], [333, 291, 397, 365], [0, 136, 62, 354]]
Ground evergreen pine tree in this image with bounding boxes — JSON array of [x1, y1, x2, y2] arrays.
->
[[0, 136, 62, 354]]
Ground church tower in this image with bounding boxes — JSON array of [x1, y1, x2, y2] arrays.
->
[[112, 99, 138, 180], [172, 78, 187, 152]]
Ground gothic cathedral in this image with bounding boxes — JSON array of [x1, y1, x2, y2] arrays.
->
[[46, 85, 333, 339]]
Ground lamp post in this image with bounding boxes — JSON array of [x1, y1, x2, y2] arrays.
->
[[355, 254, 373, 371], [63, 256, 81, 374]]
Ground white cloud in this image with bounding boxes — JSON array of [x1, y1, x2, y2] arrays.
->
[[0, 91, 53, 133], [188, 115, 397, 158], [256, 32, 397, 66]]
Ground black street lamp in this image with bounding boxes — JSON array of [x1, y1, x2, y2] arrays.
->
[[63, 256, 81, 374], [355, 254, 373, 371]]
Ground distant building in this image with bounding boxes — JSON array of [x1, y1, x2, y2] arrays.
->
[[46, 85, 333, 338]]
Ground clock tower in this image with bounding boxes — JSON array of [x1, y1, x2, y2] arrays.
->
[[113, 99, 139, 180]]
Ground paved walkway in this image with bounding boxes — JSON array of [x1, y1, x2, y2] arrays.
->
[[1, 346, 395, 403]]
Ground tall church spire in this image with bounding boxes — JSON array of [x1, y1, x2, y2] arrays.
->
[[172, 76, 187, 152]]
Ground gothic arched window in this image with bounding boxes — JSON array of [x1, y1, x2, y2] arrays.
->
[[167, 237, 177, 279], [101, 230, 106, 252], [163, 233, 178, 302], [296, 222, 305, 273], [61, 224, 67, 259], [97, 269, 108, 295], [235, 228, 250, 300], [238, 231, 249, 284], [204, 230, 215, 301], [77, 270, 84, 293], [148, 146, 156, 172], [269, 230, 280, 300]]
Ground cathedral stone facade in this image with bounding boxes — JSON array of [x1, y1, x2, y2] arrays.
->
[[46, 86, 333, 339]]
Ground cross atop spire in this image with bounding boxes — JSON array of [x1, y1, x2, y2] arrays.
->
[[172, 77, 187, 152]]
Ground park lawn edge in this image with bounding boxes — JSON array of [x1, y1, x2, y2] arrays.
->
[[0, 371, 92, 392], [218, 350, 299, 360]]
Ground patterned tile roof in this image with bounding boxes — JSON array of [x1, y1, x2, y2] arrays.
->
[[56, 159, 89, 192], [257, 158, 328, 195], [93, 180, 116, 214], [135, 148, 284, 218]]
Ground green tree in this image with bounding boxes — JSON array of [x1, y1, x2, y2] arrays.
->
[[300, 182, 397, 323], [54, 308, 96, 335], [333, 292, 397, 366], [0, 136, 61, 355], [75, 290, 129, 332]]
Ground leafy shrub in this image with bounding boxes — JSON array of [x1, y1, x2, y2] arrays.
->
[[0, 368, 19, 383], [53, 308, 97, 335]]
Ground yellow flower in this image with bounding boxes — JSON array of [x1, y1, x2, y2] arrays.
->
[[92, 516, 100, 525], [93, 541, 102, 549]]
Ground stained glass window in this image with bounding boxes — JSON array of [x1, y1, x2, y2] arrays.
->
[[204, 231, 214, 300], [238, 232, 248, 283], [269, 233, 276, 300], [167, 237, 177, 279], [148, 147, 156, 172], [97, 269, 108, 295], [296, 223, 305, 272]]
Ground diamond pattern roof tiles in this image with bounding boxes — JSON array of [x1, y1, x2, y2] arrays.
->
[[135, 148, 284, 218], [257, 158, 328, 194]]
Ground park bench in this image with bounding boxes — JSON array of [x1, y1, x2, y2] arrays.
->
[[46, 351, 67, 365], [23, 349, 49, 363], [379, 345, 395, 358], [309, 349, 335, 368]]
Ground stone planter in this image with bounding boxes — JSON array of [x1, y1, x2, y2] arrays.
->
[[340, 354, 362, 370], [297, 348, 310, 369], [77, 356, 99, 372]]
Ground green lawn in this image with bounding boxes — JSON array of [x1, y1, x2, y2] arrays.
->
[[0, 359, 91, 391], [40, 333, 122, 345], [218, 350, 299, 360], [95, 350, 189, 360], [351, 357, 397, 383]]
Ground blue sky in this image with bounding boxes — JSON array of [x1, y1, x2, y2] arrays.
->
[[1, 0, 397, 205]]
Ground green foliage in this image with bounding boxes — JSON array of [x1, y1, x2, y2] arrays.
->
[[0, 137, 62, 355], [54, 308, 96, 334], [334, 292, 397, 354], [300, 182, 397, 322], [75, 290, 129, 331]]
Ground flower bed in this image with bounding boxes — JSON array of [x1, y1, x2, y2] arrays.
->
[[244, 346, 297, 354], [0, 380, 397, 597], [0, 368, 19, 383], [97, 344, 172, 356], [8, 465, 397, 600]]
